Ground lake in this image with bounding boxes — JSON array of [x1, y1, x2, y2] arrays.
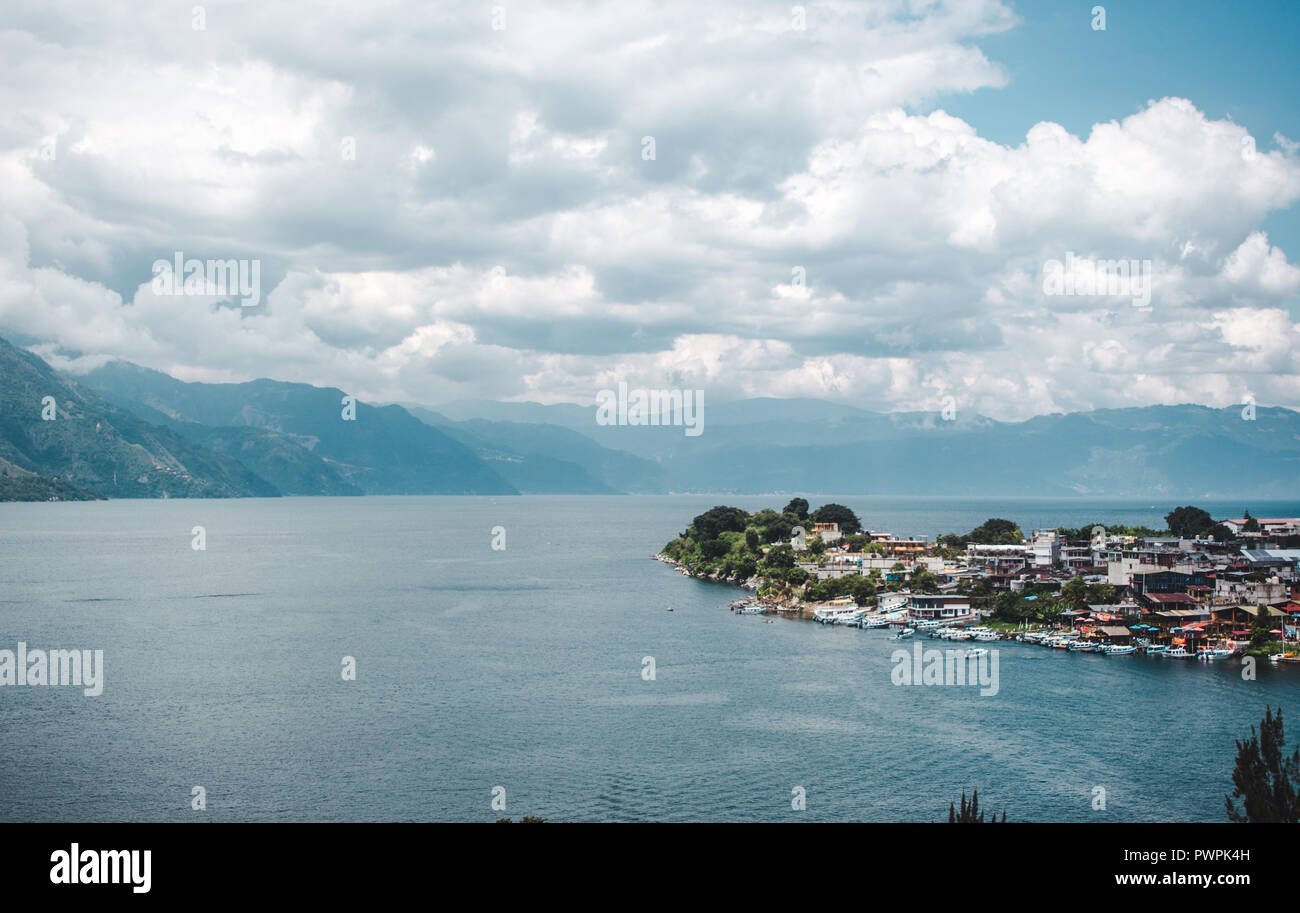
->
[[1, 495, 1296, 822]]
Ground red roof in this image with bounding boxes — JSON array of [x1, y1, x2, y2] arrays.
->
[[1145, 593, 1196, 604]]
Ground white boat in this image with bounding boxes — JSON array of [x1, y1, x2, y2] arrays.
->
[[1196, 647, 1233, 662], [1165, 646, 1193, 659], [965, 647, 990, 658], [915, 619, 942, 630], [736, 605, 765, 615], [1068, 640, 1099, 652], [894, 627, 916, 639], [1103, 644, 1137, 655], [1144, 645, 1169, 655], [859, 616, 891, 629], [813, 605, 862, 625], [973, 631, 1001, 642]]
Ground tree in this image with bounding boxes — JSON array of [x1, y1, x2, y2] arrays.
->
[[1244, 510, 1260, 534], [947, 790, 1006, 823], [783, 498, 809, 520], [699, 538, 730, 560], [966, 518, 1024, 545], [1226, 706, 1300, 823], [745, 529, 760, 552], [1060, 575, 1088, 612], [690, 505, 750, 541], [1165, 505, 1214, 539], [910, 569, 940, 594], [809, 503, 862, 535], [762, 544, 796, 570]]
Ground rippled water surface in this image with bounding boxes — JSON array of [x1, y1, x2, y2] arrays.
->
[[1, 495, 1296, 822]]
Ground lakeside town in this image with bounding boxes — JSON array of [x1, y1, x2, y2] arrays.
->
[[656, 501, 1300, 662]]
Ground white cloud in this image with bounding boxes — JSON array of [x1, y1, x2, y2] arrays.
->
[[0, 1, 1298, 420]]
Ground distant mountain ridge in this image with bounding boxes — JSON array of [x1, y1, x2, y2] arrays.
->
[[5, 336, 1297, 499]]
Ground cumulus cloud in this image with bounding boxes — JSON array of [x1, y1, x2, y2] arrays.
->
[[0, 0, 1298, 419]]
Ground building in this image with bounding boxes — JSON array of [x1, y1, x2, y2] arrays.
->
[[1030, 529, 1060, 567], [1222, 517, 1300, 537], [811, 522, 842, 544], [908, 594, 973, 620]]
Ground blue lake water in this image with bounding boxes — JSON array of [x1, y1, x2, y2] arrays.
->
[[1, 495, 1297, 822]]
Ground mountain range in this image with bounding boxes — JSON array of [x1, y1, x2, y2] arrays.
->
[[2, 334, 1298, 500]]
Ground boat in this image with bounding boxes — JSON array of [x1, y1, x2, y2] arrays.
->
[[1068, 640, 1099, 652], [1165, 646, 1193, 659], [965, 647, 990, 658], [915, 619, 942, 630], [1144, 645, 1169, 655], [737, 605, 765, 615], [813, 605, 861, 625], [1196, 647, 1233, 661], [1103, 644, 1137, 655], [859, 616, 891, 629], [973, 631, 1001, 642], [894, 627, 916, 639]]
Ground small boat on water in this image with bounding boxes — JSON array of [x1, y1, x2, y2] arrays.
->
[[915, 619, 942, 630], [973, 631, 1001, 642], [1271, 653, 1300, 664], [1165, 646, 1193, 659], [1068, 640, 1100, 652], [894, 627, 916, 639], [1197, 647, 1233, 662], [1103, 644, 1137, 655], [965, 647, 990, 658], [737, 605, 765, 615], [1144, 645, 1169, 655], [859, 616, 891, 629]]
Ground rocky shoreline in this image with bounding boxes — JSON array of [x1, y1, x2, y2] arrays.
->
[[652, 552, 815, 616]]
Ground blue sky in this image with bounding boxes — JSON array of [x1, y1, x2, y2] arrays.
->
[[939, 0, 1300, 251]]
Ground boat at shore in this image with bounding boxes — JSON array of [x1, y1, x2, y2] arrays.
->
[[1144, 644, 1169, 655], [894, 627, 916, 639], [1196, 647, 1233, 661], [1165, 646, 1193, 659], [813, 604, 862, 625], [1103, 644, 1137, 655]]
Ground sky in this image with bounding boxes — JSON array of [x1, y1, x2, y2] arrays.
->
[[1, 0, 1299, 421]]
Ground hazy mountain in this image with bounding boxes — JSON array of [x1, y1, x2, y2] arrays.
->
[[407, 408, 668, 494], [24, 346, 1299, 499], [427, 395, 1300, 497], [79, 361, 515, 495], [0, 337, 279, 499]]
